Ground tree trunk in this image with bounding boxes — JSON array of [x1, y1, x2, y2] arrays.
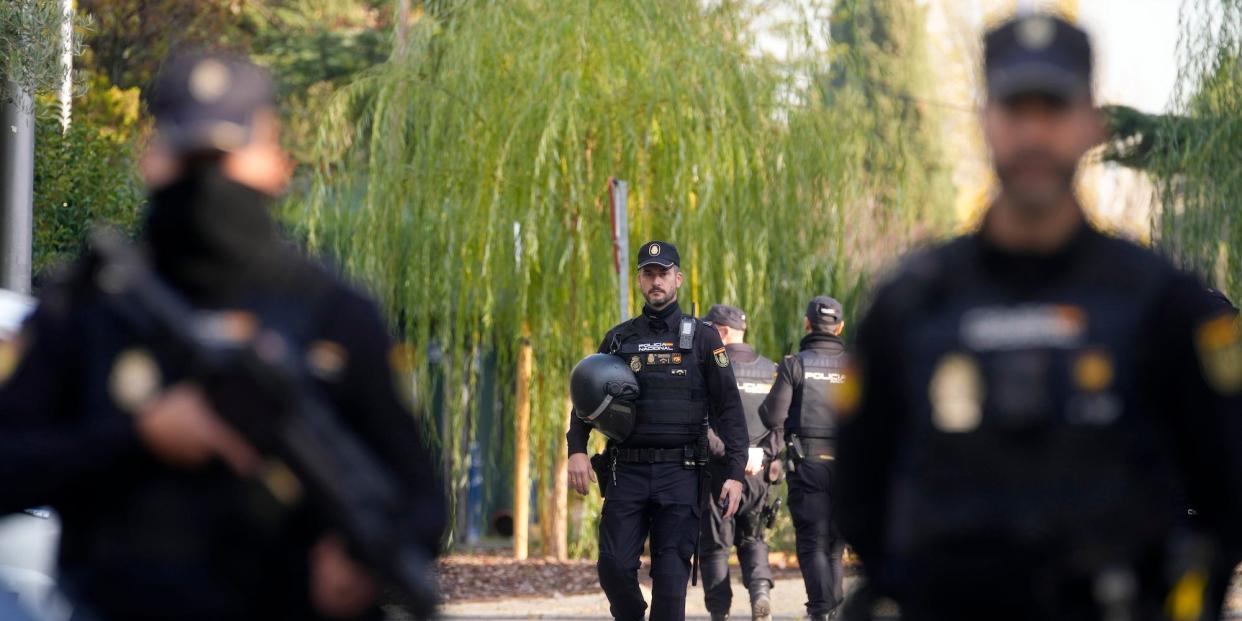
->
[[513, 333, 533, 560], [547, 397, 571, 560], [395, 0, 411, 53]]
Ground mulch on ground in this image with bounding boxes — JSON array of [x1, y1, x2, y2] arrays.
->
[[437, 553, 812, 602], [438, 555, 601, 601]]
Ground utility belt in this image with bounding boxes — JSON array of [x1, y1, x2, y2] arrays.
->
[[612, 445, 707, 467], [785, 433, 834, 471], [590, 439, 710, 495]]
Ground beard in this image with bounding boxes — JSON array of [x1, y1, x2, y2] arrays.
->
[[643, 288, 676, 309], [995, 148, 1078, 218]]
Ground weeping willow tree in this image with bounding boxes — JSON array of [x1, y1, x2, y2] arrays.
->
[[294, 0, 951, 552], [1104, 0, 1242, 299], [821, 0, 955, 253]]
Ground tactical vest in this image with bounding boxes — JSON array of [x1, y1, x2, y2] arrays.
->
[[884, 237, 1183, 568], [787, 348, 847, 439], [731, 353, 777, 445], [614, 316, 708, 448]]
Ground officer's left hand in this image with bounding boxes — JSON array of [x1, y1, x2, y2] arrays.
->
[[719, 479, 744, 520]]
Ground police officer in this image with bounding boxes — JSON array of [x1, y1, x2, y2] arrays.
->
[[758, 296, 849, 621], [0, 54, 446, 620], [836, 14, 1242, 619], [698, 304, 779, 621], [567, 241, 750, 621]]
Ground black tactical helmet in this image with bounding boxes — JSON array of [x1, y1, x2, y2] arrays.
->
[[570, 353, 640, 442]]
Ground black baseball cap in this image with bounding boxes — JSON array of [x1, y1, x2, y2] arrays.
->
[[806, 296, 843, 330], [151, 53, 276, 154], [984, 14, 1093, 102], [704, 304, 747, 331], [637, 240, 680, 269]]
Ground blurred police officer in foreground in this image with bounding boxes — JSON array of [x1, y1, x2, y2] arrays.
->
[[836, 14, 1242, 620], [698, 304, 779, 621], [758, 296, 849, 620], [567, 241, 749, 621], [0, 54, 445, 620]]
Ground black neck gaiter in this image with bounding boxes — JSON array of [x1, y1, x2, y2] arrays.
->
[[144, 166, 285, 303]]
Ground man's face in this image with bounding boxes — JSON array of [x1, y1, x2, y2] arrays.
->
[[638, 265, 682, 309], [983, 94, 1102, 216], [140, 107, 292, 196]]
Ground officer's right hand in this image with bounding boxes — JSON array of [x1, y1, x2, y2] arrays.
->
[[568, 453, 595, 495], [135, 383, 260, 475]]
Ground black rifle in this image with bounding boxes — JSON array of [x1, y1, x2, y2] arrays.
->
[[86, 229, 438, 619]]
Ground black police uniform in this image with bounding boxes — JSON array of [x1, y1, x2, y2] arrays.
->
[[0, 56, 446, 621], [836, 221, 1242, 619], [759, 329, 849, 618], [699, 341, 778, 616], [568, 242, 748, 621]]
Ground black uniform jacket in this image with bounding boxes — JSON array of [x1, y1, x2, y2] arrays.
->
[[0, 252, 446, 620], [837, 221, 1242, 578]]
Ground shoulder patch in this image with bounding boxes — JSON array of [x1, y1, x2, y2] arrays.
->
[[713, 346, 730, 368], [1195, 313, 1242, 396]]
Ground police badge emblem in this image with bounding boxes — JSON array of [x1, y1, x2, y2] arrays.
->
[[929, 353, 984, 433], [713, 347, 730, 368], [630, 355, 642, 373]]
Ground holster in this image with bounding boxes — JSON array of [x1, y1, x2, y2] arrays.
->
[[785, 433, 806, 473], [589, 452, 612, 497]]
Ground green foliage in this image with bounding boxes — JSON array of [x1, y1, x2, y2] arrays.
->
[[0, 0, 83, 99], [822, 0, 955, 243], [246, 0, 393, 163], [76, 0, 256, 91], [1106, 0, 1242, 299], [32, 73, 146, 282], [298, 0, 951, 552]]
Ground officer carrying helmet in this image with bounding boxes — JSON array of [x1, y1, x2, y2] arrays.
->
[[567, 241, 750, 621]]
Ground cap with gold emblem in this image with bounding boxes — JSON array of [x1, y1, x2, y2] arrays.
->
[[150, 53, 276, 154], [636, 240, 680, 270], [984, 13, 1093, 103]]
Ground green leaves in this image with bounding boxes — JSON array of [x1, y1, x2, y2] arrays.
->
[[0, 0, 83, 101], [300, 0, 952, 551], [32, 74, 146, 282], [1107, 1, 1242, 299]]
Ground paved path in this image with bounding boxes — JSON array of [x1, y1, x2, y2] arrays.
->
[[438, 575, 1242, 621], [440, 576, 849, 620]]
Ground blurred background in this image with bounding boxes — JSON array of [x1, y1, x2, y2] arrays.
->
[[0, 0, 1238, 578]]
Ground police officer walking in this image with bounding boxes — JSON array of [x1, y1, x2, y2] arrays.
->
[[836, 14, 1242, 620], [567, 241, 750, 621], [758, 296, 849, 621], [0, 54, 445, 620], [698, 304, 779, 621]]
